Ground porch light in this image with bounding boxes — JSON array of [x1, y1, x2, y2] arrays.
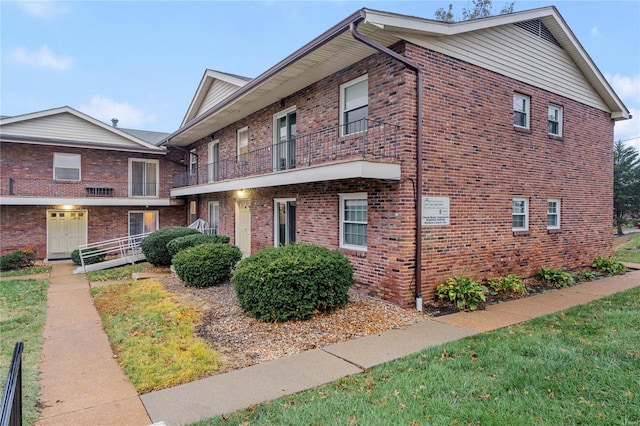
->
[[237, 189, 245, 198]]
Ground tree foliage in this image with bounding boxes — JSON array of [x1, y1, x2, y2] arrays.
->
[[613, 140, 640, 235], [435, 0, 514, 22]]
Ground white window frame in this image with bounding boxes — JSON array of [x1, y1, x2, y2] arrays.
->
[[208, 201, 220, 235], [548, 104, 563, 136], [547, 198, 561, 230], [512, 197, 529, 231], [272, 106, 297, 171], [128, 210, 158, 237], [237, 127, 248, 162], [53, 153, 81, 181], [208, 140, 219, 182], [339, 192, 368, 251], [339, 74, 368, 136], [189, 149, 197, 176], [274, 198, 296, 247], [513, 93, 530, 129], [128, 158, 159, 197]]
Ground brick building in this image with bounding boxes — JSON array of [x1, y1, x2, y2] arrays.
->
[[163, 7, 629, 309], [0, 107, 186, 259]]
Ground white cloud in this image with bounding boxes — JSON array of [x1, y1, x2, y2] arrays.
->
[[614, 107, 640, 151], [606, 73, 640, 104], [590, 26, 601, 39], [17, 1, 70, 19], [9, 45, 73, 71], [78, 96, 157, 128]]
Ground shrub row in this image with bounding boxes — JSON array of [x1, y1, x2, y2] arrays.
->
[[0, 248, 36, 271], [140, 226, 201, 266], [166, 234, 230, 258], [173, 243, 242, 287]]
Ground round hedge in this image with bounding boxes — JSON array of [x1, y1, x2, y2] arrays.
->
[[166, 233, 231, 258], [173, 243, 242, 287], [140, 226, 200, 266], [232, 244, 354, 322]]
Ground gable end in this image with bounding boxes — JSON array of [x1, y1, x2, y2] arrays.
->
[[514, 20, 562, 48]]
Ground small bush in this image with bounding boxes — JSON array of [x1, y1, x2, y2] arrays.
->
[[232, 244, 354, 322], [575, 269, 597, 282], [71, 247, 107, 265], [591, 256, 626, 275], [166, 234, 231, 258], [140, 227, 200, 266], [488, 274, 527, 296], [436, 276, 488, 311], [0, 248, 36, 271], [173, 243, 242, 287], [537, 266, 574, 288]]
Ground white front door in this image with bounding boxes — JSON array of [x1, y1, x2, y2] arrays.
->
[[236, 200, 251, 257], [47, 210, 87, 259]]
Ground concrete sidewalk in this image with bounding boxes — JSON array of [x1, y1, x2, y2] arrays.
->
[[34, 261, 151, 426], [142, 266, 640, 425]]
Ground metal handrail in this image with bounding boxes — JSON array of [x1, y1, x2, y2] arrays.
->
[[1, 342, 23, 426], [77, 232, 151, 272]]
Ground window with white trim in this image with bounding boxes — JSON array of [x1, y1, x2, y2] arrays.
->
[[512, 197, 529, 231], [128, 211, 158, 240], [189, 149, 197, 176], [274, 198, 296, 247], [208, 201, 220, 235], [340, 193, 367, 250], [208, 140, 219, 182], [340, 75, 368, 135], [547, 199, 561, 229], [129, 158, 159, 197], [237, 127, 248, 162], [513, 93, 530, 129], [548, 104, 563, 136], [53, 153, 81, 181]]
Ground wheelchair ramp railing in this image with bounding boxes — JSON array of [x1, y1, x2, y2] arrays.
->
[[72, 233, 151, 274]]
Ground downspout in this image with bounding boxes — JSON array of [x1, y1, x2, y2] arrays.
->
[[350, 18, 424, 311]]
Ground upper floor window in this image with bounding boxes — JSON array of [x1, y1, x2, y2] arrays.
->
[[548, 104, 563, 136], [340, 75, 368, 135], [512, 197, 529, 231], [340, 193, 368, 251], [513, 93, 530, 129], [547, 199, 561, 229], [53, 153, 81, 181], [129, 158, 158, 197], [237, 127, 248, 162], [189, 149, 197, 176], [208, 140, 219, 182]]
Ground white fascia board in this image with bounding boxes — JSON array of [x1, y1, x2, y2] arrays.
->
[[0, 197, 182, 206], [171, 160, 401, 197]]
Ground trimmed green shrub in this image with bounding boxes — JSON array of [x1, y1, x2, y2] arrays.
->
[[232, 244, 354, 322], [436, 276, 488, 311], [173, 243, 242, 287], [591, 256, 626, 275], [537, 266, 574, 288], [140, 226, 200, 266], [166, 234, 231, 258], [71, 247, 107, 265], [487, 274, 527, 296], [0, 248, 36, 271]]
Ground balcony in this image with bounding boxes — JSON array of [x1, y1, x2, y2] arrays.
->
[[171, 119, 401, 195], [0, 178, 181, 206]]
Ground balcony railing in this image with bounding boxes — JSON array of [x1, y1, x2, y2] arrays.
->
[[172, 119, 400, 188], [0, 178, 159, 199]]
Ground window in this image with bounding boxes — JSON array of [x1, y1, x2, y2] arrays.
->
[[189, 200, 197, 225], [129, 159, 158, 197], [512, 198, 529, 231], [208, 140, 219, 182], [340, 75, 368, 135], [237, 127, 248, 162], [513, 93, 530, 129], [547, 199, 561, 229], [548, 104, 563, 136], [274, 199, 296, 247], [128, 211, 158, 241], [208, 201, 220, 235], [189, 149, 197, 176], [273, 107, 297, 171], [53, 153, 81, 181], [340, 193, 367, 250]]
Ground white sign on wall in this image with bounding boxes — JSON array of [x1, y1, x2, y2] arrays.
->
[[422, 196, 450, 226]]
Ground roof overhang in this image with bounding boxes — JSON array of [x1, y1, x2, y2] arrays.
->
[[0, 134, 167, 154]]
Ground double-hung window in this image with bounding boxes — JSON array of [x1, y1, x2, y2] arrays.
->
[[513, 93, 530, 129], [129, 159, 158, 197], [548, 104, 563, 136], [53, 153, 81, 181], [340, 193, 367, 250], [512, 197, 529, 231], [340, 75, 368, 135], [237, 127, 248, 162], [547, 199, 561, 229], [208, 201, 220, 235]]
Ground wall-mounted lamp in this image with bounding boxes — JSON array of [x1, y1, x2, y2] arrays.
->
[[237, 189, 245, 198]]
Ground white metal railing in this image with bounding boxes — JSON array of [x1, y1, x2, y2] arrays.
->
[[77, 232, 151, 272]]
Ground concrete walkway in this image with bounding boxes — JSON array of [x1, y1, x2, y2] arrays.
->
[[26, 261, 639, 426], [34, 261, 151, 426]]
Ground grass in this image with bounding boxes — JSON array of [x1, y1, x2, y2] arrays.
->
[[91, 279, 220, 393], [0, 278, 48, 425], [192, 287, 640, 425], [0, 266, 51, 278], [85, 262, 146, 282], [614, 234, 640, 264]]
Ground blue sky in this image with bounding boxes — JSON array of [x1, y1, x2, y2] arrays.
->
[[2, 1, 639, 150]]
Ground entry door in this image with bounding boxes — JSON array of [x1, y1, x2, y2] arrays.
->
[[47, 210, 87, 259], [236, 200, 251, 257]]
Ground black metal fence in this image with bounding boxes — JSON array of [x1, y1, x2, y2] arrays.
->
[[1, 342, 23, 426]]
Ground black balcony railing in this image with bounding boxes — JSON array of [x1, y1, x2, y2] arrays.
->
[[1, 342, 23, 426], [172, 118, 400, 188], [0, 178, 161, 199]]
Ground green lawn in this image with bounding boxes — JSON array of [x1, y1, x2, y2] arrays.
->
[[614, 234, 640, 264], [192, 287, 640, 425], [0, 278, 48, 425]]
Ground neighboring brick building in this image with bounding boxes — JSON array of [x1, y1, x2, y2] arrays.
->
[[0, 107, 185, 259], [163, 7, 629, 309]]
